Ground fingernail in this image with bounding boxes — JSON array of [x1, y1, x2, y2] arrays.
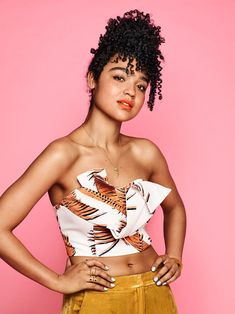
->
[[162, 282, 167, 285], [151, 266, 156, 271], [110, 283, 115, 287], [153, 277, 158, 282], [104, 287, 108, 291], [156, 280, 162, 286], [111, 277, 116, 282], [105, 265, 109, 270]]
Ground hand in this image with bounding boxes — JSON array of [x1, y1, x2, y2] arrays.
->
[[151, 254, 182, 286], [56, 258, 116, 294]]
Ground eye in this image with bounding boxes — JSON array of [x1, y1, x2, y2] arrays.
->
[[138, 85, 147, 92], [113, 75, 125, 81]]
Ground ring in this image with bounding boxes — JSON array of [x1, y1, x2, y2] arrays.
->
[[89, 275, 97, 282], [163, 256, 169, 263], [163, 263, 168, 270], [89, 266, 97, 282], [90, 266, 97, 276]]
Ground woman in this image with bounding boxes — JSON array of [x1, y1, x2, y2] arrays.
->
[[0, 9, 186, 313]]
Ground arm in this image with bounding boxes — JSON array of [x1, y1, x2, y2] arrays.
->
[[140, 139, 187, 285], [0, 139, 75, 292], [0, 138, 122, 294], [143, 139, 187, 261]]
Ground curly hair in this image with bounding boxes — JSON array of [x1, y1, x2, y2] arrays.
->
[[87, 9, 165, 111]]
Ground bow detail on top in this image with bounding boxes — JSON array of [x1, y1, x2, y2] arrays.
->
[[74, 168, 172, 239]]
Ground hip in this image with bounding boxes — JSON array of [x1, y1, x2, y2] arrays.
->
[[61, 270, 178, 314]]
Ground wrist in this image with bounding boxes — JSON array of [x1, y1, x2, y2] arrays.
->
[[165, 253, 183, 270], [165, 252, 182, 261], [46, 272, 65, 293], [54, 274, 67, 294]]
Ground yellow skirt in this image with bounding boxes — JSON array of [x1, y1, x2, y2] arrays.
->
[[61, 270, 178, 314]]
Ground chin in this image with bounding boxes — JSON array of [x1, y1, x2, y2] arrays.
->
[[98, 104, 141, 121], [112, 111, 139, 122]]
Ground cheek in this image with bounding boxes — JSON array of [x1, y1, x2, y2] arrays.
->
[[104, 80, 120, 93], [96, 82, 119, 101], [137, 93, 146, 105]]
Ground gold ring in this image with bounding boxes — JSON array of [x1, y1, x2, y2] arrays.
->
[[90, 266, 96, 276]]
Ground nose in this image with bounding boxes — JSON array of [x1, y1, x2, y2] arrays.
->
[[123, 82, 135, 98]]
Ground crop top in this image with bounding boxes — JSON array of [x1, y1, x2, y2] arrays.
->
[[53, 168, 172, 257]]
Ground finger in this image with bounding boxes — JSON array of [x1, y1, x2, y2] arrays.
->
[[88, 267, 115, 283], [86, 274, 115, 290], [152, 255, 171, 272], [162, 255, 171, 265], [151, 256, 166, 271], [155, 266, 178, 286], [86, 282, 110, 292], [162, 271, 180, 285], [153, 262, 174, 282], [84, 258, 109, 271]]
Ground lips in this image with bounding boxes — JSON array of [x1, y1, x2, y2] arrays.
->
[[117, 99, 134, 109]]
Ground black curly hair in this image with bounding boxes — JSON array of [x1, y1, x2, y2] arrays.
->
[[86, 9, 165, 111]]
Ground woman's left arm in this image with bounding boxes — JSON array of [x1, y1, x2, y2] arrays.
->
[[142, 139, 187, 285]]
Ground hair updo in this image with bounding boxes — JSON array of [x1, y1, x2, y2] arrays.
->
[[87, 9, 165, 111]]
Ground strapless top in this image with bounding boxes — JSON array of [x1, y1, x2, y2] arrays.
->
[[53, 168, 172, 257]]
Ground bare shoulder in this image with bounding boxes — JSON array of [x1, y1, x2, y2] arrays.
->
[[125, 135, 173, 186], [129, 136, 168, 168], [0, 136, 79, 231], [43, 136, 78, 166], [1, 136, 78, 198]]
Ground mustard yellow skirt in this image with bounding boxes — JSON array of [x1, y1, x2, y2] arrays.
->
[[61, 270, 178, 313]]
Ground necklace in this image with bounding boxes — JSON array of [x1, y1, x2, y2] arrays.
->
[[81, 124, 121, 176]]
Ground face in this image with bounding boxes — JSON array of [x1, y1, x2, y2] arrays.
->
[[87, 54, 149, 121]]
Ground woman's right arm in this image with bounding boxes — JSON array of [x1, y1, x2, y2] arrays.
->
[[0, 139, 114, 293], [0, 139, 75, 292]]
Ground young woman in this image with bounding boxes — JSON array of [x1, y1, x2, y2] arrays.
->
[[0, 9, 186, 313]]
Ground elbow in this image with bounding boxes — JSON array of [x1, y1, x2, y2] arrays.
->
[[162, 202, 186, 217]]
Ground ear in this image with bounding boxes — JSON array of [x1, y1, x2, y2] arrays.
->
[[87, 71, 96, 90]]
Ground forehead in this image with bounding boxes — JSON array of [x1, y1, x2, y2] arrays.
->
[[104, 54, 149, 80]]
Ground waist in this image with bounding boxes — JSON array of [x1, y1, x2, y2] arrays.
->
[[92, 270, 158, 293], [110, 270, 157, 289], [70, 245, 159, 276]]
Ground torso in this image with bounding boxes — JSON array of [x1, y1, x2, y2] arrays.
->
[[70, 246, 158, 276], [48, 128, 160, 276]]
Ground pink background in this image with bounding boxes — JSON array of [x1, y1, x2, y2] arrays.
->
[[0, 1, 234, 313]]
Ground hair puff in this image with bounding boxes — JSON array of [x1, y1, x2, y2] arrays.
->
[[87, 9, 165, 111]]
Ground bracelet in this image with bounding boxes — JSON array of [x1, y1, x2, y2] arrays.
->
[[166, 255, 183, 270]]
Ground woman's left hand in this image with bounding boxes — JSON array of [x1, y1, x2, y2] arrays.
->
[[150, 254, 182, 286]]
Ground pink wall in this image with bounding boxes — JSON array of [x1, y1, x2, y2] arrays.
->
[[0, 1, 234, 313]]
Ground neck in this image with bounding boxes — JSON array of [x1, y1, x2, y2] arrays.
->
[[82, 106, 122, 149]]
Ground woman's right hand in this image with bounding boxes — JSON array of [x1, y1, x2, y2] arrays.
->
[[56, 259, 116, 294]]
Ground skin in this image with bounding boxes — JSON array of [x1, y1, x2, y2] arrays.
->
[[0, 54, 186, 294]]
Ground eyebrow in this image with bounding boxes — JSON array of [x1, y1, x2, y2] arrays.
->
[[108, 66, 149, 83]]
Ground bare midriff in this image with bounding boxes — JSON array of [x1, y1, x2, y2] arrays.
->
[[70, 245, 159, 276]]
